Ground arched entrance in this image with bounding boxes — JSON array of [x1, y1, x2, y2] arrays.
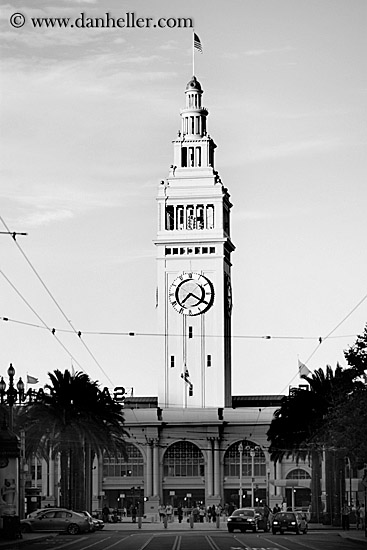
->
[[162, 441, 205, 510], [285, 468, 311, 510]]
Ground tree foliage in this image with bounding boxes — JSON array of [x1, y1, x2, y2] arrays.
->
[[17, 369, 128, 510], [267, 325, 367, 463]]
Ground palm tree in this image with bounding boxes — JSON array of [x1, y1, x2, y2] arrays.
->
[[17, 370, 127, 511], [267, 364, 359, 524]]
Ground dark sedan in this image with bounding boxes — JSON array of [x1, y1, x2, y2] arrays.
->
[[21, 509, 90, 535], [227, 508, 259, 533], [272, 511, 308, 535]]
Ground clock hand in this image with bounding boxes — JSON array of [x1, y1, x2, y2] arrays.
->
[[181, 292, 195, 304]]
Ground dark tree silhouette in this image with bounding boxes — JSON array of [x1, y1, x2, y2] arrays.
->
[[17, 370, 127, 511]]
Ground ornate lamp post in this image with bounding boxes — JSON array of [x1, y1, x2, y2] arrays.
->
[[0, 363, 25, 534], [250, 448, 255, 507], [0, 364, 25, 431], [238, 442, 243, 508]]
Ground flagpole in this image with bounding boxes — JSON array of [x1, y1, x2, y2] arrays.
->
[[192, 30, 195, 76]]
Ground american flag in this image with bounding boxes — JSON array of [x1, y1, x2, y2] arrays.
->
[[194, 33, 203, 53]]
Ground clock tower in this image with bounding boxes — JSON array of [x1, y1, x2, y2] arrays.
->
[[155, 76, 235, 408]]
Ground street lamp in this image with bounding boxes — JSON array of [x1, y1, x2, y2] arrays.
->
[[238, 442, 243, 508], [250, 448, 256, 507], [0, 364, 25, 431], [0, 363, 25, 529]]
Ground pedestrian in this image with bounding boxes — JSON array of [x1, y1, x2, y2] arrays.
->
[[177, 504, 183, 523], [166, 503, 173, 522], [341, 502, 350, 530], [158, 504, 166, 522], [360, 504, 365, 530], [199, 506, 205, 522], [130, 504, 137, 523], [207, 505, 212, 522], [102, 505, 110, 523], [211, 505, 217, 523], [356, 503, 361, 530]]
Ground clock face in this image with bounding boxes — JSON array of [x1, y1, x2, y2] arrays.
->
[[169, 272, 214, 316]]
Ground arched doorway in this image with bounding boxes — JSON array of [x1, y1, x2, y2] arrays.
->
[[162, 441, 205, 510], [285, 468, 311, 510]]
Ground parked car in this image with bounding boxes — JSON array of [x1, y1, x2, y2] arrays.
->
[[21, 508, 90, 535], [79, 511, 104, 531], [272, 511, 308, 535], [27, 507, 59, 518], [227, 508, 260, 533]]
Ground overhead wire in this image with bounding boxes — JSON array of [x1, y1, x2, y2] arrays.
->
[[0, 315, 360, 342], [0, 268, 88, 376], [0, 214, 114, 386], [1, 211, 366, 396], [277, 290, 367, 396]]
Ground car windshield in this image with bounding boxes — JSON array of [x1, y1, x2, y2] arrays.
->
[[233, 509, 254, 517], [275, 513, 295, 520]]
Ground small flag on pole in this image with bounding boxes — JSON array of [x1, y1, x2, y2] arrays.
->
[[298, 360, 311, 379], [194, 33, 203, 53], [27, 374, 39, 384]]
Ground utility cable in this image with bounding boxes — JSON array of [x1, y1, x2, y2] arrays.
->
[[0, 214, 114, 386], [0, 268, 88, 376]]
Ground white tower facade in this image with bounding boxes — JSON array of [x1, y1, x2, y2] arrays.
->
[[155, 77, 235, 408]]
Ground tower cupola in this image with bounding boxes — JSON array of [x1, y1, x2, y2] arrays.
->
[[181, 76, 208, 138]]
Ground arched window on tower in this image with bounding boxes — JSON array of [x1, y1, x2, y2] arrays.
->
[[176, 206, 184, 230], [206, 205, 214, 229], [163, 441, 204, 477], [166, 206, 174, 230], [186, 205, 195, 229], [196, 205, 204, 229], [196, 147, 201, 167], [189, 147, 195, 167]]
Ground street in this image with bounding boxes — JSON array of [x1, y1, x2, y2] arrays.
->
[[4, 529, 365, 550]]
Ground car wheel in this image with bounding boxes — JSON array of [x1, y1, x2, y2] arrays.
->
[[272, 529, 277, 535], [303, 528, 308, 534], [67, 523, 80, 535], [253, 524, 258, 533], [21, 524, 31, 534], [228, 526, 234, 533], [295, 526, 300, 535]]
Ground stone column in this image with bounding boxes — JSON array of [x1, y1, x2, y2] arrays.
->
[[213, 438, 220, 497], [146, 442, 153, 497], [207, 439, 213, 497], [153, 439, 159, 497]]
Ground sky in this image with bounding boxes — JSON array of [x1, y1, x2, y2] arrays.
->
[[1, 0, 366, 401]]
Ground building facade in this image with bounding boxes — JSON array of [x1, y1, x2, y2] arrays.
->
[[24, 76, 364, 522], [96, 76, 312, 518]]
